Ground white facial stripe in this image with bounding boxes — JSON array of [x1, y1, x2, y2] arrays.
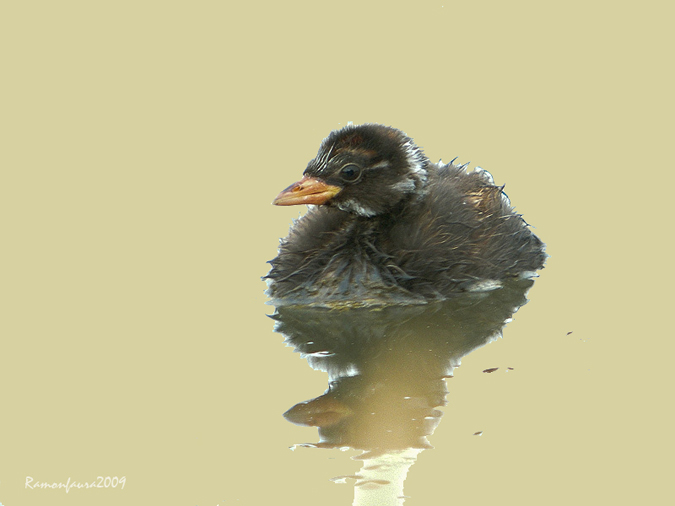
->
[[368, 160, 391, 170], [337, 199, 377, 217], [313, 143, 335, 172]]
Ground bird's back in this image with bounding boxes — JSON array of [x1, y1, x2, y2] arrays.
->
[[383, 163, 546, 296]]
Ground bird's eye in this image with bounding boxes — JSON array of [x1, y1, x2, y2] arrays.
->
[[339, 164, 362, 182]]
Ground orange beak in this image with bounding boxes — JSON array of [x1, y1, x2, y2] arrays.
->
[[272, 176, 341, 206]]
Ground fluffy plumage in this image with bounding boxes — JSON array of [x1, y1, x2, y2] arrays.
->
[[266, 124, 546, 306]]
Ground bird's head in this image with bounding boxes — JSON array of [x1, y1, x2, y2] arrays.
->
[[273, 124, 429, 217]]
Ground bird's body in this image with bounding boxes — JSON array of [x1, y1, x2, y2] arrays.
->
[[266, 124, 545, 306]]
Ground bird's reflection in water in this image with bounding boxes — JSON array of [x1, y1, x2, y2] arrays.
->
[[271, 277, 538, 505]]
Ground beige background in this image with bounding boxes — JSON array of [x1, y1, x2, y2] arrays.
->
[[1, 1, 672, 505]]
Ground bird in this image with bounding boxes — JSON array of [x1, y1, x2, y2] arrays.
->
[[265, 123, 546, 306]]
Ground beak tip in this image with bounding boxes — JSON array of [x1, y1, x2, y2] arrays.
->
[[272, 176, 340, 207]]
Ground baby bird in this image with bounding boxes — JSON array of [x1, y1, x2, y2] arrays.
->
[[266, 124, 545, 306]]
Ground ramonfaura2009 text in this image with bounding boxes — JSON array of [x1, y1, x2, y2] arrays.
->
[[25, 476, 126, 493]]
